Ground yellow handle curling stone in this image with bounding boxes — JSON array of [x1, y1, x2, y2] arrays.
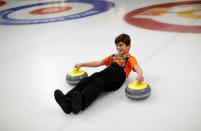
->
[[125, 80, 151, 100], [66, 68, 88, 85]]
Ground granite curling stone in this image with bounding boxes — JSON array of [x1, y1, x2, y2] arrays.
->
[[125, 80, 151, 100], [66, 68, 88, 85]]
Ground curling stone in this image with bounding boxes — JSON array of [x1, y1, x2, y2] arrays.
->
[[66, 68, 88, 85], [125, 80, 151, 100]]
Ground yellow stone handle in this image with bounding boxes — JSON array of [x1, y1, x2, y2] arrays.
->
[[128, 80, 148, 90], [68, 68, 85, 76]]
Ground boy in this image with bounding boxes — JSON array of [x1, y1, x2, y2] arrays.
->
[[54, 34, 144, 114]]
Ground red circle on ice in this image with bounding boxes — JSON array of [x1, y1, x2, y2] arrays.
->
[[30, 6, 72, 15], [124, 1, 201, 33], [0, 1, 6, 6]]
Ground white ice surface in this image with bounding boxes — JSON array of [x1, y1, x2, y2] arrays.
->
[[0, 0, 201, 131]]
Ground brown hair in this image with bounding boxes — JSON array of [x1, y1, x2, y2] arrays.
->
[[115, 34, 131, 46]]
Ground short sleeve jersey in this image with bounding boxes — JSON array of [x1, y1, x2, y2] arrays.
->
[[102, 52, 138, 78]]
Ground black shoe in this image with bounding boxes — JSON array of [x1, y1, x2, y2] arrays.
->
[[71, 91, 82, 114], [54, 89, 71, 114]]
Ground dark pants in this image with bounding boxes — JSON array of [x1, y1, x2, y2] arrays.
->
[[65, 63, 126, 110]]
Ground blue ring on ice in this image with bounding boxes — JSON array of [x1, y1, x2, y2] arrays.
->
[[0, 0, 115, 25]]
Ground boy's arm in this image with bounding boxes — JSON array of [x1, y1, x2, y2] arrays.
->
[[75, 61, 104, 70], [133, 65, 144, 82]]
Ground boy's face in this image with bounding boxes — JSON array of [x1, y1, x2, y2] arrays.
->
[[116, 42, 130, 55]]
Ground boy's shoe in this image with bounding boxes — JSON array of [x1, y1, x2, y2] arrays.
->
[[71, 91, 82, 114], [54, 89, 71, 114]]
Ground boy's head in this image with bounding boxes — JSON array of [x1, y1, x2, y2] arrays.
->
[[115, 34, 131, 46], [115, 34, 131, 55]]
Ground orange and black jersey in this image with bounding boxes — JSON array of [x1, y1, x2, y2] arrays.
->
[[102, 52, 138, 78]]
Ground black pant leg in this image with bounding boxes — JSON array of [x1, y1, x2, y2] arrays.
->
[[65, 72, 99, 97], [65, 84, 84, 98], [64, 63, 126, 111], [65, 72, 102, 110], [81, 79, 102, 109]]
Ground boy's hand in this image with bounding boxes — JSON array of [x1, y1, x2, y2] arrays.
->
[[136, 76, 144, 83], [134, 65, 144, 83], [74, 61, 104, 70], [74, 63, 83, 70]]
